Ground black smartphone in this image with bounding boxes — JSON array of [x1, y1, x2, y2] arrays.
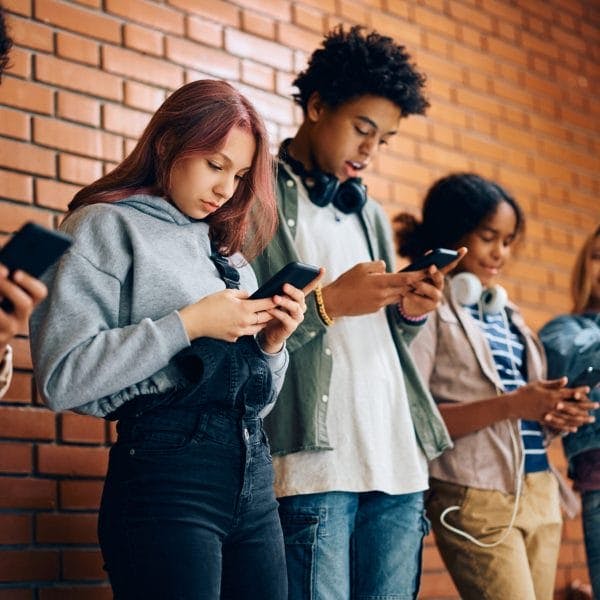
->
[[570, 366, 600, 389], [0, 222, 72, 312], [400, 248, 459, 272], [250, 261, 320, 300]]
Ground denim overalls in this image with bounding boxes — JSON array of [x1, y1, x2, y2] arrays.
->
[[98, 253, 287, 600]]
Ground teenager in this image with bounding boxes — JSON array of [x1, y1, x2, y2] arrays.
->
[[0, 4, 47, 399], [540, 225, 600, 599], [252, 26, 462, 600], [395, 173, 596, 600], [30, 80, 313, 599]]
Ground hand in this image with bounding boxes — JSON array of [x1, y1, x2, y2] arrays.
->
[[178, 289, 277, 342], [321, 261, 424, 318], [0, 266, 48, 351], [510, 378, 598, 433], [542, 384, 598, 433]]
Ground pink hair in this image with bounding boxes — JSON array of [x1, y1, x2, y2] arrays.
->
[[69, 80, 276, 259]]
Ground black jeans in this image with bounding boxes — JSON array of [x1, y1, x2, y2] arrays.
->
[[98, 338, 287, 599]]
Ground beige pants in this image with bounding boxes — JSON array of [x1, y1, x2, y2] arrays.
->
[[426, 471, 562, 600]]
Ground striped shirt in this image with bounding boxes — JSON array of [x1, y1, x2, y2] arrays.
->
[[466, 304, 549, 473]]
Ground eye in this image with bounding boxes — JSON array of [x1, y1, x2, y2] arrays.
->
[[208, 161, 223, 171], [378, 138, 389, 146], [354, 125, 369, 136]]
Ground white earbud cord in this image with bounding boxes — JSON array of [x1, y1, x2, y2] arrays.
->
[[440, 307, 526, 548]]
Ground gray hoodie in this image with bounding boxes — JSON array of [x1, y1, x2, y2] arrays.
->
[[30, 194, 288, 417]]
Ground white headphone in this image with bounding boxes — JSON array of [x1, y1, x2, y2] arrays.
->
[[450, 272, 507, 315]]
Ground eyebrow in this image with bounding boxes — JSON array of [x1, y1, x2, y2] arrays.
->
[[356, 115, 397, 136], [214, 152, 251, 173]]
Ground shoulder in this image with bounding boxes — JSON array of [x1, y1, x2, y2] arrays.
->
[[539, 314, 581, 339]]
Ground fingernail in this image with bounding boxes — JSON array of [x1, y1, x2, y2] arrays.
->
[[556, 402, 564, 410]]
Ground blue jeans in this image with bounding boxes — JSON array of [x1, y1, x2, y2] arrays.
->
[[278, 490, 429, 600], [582, 490, 600, 599]]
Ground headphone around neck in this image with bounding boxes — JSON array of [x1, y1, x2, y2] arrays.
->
[[279, 139, 367, 214], [451, 272, 507, 315]]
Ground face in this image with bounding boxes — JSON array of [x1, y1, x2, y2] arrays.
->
[[456, 201, 518, 288], [168, 126, 255, 220], [306, 94, 401, 182], [589, 235, 600, 307]]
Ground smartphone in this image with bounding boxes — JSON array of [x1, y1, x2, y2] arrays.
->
[[570, 366, 600, 389], [0, 222, 72, 312], [250, 261, 320, 300], [400, 248, 459, 272]]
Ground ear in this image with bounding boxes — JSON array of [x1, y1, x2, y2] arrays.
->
[[306, 92, 325, 123]]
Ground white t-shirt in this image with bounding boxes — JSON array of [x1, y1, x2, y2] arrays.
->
[[272, 170, 428, 497]]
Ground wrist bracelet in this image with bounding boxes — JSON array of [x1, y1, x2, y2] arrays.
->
[[314, 285, 334, 326], [397, 300, 427, 323]]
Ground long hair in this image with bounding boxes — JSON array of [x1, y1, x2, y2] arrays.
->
[[571, 225, 600, 314], [0, 5, 13, 81], [69, 80, 276, 259], [394, 173, 525, 261]]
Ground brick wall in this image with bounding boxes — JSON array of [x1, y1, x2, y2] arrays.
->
[[0, 0, 597, 597]]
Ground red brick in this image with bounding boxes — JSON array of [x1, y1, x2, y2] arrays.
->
[[295, 0, 334, 11], [35, 0, 121, 43], [58, 154, 103, 186], [36, 513, 98, 544], [60, 413, 105, 444], [0, 407, 55, 440], [0, 476, 57, 509], [186, 15, 223, 47], [103, 103, 151, 139], [123, 23, 164, 56], [1, 204, 54, 237], [33, 117, 123, 162], [277, 22, 323, 52], [62, 549, 105, 580], [36, 55, 122, 102], [0, 107, 30, 142], [0, 372, 33, 404], [56, 31, 100, 66], [0, 77, 53, 115], [293, 4, 324, 33], [6, 14, 53, 52], [106, 0, 184, 35], [35, 178, 81, 212], [0, 441, 33, 473], [242, 9, 275, 40], [236, 0, 290, 21], [241, 59, 274, 91], [2, 0, 32, 15], [0, 514, 32, 544], [39, 586, 112, 600], [225, 29, 293, 71], [60, 480, 104, 510], [5, 47, 32, 79], [37, 444, 109, 477], [56, 91, 101, 127], [449, 1, 494, 32], [338, 0, 369, 25], [0, 550, 59, 582], [167, 0, 239, 27], [0, 170, 33, 204], [237, 83, 294, 126], [124, 81, 166, 113], [102, 45, 183, 90], [166, 36, 239, 80]]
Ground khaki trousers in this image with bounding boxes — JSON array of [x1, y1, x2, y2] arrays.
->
[[426, 471, 562, 600]]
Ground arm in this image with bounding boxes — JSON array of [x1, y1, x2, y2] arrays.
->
[[0, 345, 12, 399]]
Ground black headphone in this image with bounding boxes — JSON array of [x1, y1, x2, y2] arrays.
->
[[279, 139, 367, 214]]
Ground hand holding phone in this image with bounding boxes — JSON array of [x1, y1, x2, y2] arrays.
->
[[0, 222, 72, 313], [250, 261, 321, 300], [400, 248, 460, 272]]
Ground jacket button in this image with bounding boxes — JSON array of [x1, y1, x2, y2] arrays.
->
[[286, 179, 294, 187], [321, 395, 328, 403], [324, 348, 331, 356], [287, 218, 295, 227]]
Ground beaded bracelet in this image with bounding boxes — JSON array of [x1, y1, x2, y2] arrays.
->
[[314, 285, 334, 326], [397, 300, 428, 324]]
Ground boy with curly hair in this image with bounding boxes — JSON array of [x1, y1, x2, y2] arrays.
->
[[253, 25, 456, 599]]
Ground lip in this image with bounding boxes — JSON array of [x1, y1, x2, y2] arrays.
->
[[344, 160, 367, 178], [200, 200, 221, 213]]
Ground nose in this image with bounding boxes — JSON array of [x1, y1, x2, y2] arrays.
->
[[359, 135, 378, 158], [214, 174, 236, 201]]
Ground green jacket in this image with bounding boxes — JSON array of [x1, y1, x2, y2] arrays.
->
[[252, 164, 452, 460]]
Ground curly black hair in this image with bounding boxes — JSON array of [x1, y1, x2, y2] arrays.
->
[[0, 6, 13, 81], [394, 173, 525, 261], [293, 25, 429, 117]]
